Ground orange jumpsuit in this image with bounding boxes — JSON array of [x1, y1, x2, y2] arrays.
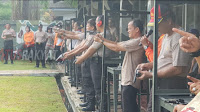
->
[[145, 34, 164, 62], [54, 33, 62, 46], [24, 31, 34, 47]]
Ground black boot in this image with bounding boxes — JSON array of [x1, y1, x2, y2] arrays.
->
[[77, 90, 84, 94], [11, 60, 13, 64], [79, 102, 88, 107], [82, 99, 95, 111], [96, 95, 101, 108], [79, 96, 84, 99]]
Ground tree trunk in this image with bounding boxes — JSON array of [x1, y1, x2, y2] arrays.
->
[[22, 0, 29, 20], [12, 0, 40, 20]]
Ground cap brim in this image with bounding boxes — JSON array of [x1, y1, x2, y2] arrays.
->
[[147, 18, 163, 26]]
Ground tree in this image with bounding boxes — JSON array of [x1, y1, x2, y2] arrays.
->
[[12, 0, 40, 20], [0, 1, 12, 20]]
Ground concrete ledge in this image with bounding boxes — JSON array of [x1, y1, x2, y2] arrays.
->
[[61, 76, 84, 112], [56, 64, 66, 74], [0, 70, 60, 77]]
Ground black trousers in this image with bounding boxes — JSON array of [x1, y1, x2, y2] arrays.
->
[[81, 59, 95, 101], [121, 85, 138, 112], [75, 59, 82, 84], [27, 46, 35, 61], [35, 43, 45, 67], [55, 46, 61, 61], [4, 40, 13, 62], [90, 58, 102, 99]]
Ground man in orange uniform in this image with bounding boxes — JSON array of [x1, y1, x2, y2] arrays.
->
[[140, 34, 164, 62], [54, 24, 63, 63], [24, 26, 34, 62]]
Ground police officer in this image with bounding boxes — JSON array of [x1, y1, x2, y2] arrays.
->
[[34, 24, 48, 68], [1, 23, 16, 64], [75, 15, 117, 111]]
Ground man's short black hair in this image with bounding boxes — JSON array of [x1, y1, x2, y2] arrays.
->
[[131, 19, 144, 34], [72, 18, 78, 22], [87, 18, 96, 31], [47, 27, 53, 33]]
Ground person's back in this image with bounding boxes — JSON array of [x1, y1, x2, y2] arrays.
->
[[46, 32, 54, 46]]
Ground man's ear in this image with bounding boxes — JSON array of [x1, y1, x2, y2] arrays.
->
[[136, 27, 140, 33]]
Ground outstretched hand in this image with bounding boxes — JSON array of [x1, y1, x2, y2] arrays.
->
[[173, 28, 200, 53], [75, 56, 84, 64], [94, 35, 102, 43], [173, 104, 185, 112]]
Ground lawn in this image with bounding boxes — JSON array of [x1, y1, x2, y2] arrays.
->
[[0, 76, 67, 112], [0, 60, 51, 70]]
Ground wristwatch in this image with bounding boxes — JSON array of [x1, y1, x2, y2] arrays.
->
[[143, 45, 148, 50], [189, 50, 200, 57]]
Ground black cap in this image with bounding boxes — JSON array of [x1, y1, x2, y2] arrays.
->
[[79, 22, 84, 29], [38, 23, 43, 27], [56, 24, 62, 29]]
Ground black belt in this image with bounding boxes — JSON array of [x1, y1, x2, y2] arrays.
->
[[90, 56, 102, 63], [91, 56, 101, 60], [4, 40, 13, 42], [36, 42, 44, 45]]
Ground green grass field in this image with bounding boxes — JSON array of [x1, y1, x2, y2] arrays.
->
[[0, 60, 51, 70], [0, 76, 67, 112]]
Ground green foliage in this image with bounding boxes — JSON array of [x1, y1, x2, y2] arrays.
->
[[0, 1, 12, 20], [64, 0, 78, 8], [40, 0, 49, 10]]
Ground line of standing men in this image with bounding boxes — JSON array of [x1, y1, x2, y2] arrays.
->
[[62, 15, 144, 112], [1, 23, 64, 68], [62, 3, 195, 112]]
